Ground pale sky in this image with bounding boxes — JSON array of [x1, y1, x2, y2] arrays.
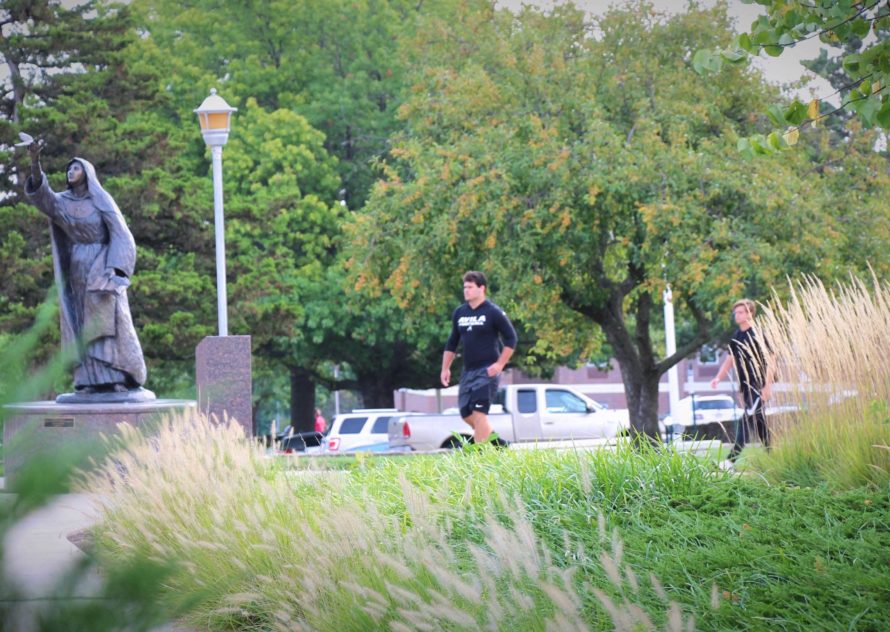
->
[[498, 0, 838, 103]]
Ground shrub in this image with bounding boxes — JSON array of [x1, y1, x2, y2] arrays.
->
[[80, 413, 890, 630], [755, 274, 890, 490], [80, 413, 696, 631]]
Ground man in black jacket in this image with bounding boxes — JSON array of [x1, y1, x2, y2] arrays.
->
[[441, 271, 517, 443], [711, 299, 773, 461]]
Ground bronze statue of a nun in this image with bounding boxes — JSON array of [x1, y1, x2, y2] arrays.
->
[[25, 141, 153, 403]]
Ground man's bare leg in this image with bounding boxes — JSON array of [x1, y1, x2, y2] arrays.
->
[[471, 411, 493, 443]]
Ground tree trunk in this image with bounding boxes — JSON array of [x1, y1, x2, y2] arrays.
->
[[602, 343, 662, 443], [289, 367, 315, 433], [599, 295, 662, 443], [561, 269, 714, 446], [4, 51, 25, 124], [621, 367, 662, 442], [356, 369, 395, 409]]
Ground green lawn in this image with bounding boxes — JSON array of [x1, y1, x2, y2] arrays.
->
[[328, 447, 890, 631]]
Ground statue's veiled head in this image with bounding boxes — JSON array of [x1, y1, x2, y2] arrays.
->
[[65, 157, 101, 190], [67, 160, 85, 187]]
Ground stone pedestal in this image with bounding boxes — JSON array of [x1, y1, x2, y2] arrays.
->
[[2, 399, 196, 488], [195, 335, 252, 434]]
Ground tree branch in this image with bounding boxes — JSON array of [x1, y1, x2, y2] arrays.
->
[[745, 0, 882, 51], [312, 372, 360, 391], [559, 283, 603, 322]]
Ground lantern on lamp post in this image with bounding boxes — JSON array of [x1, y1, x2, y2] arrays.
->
[[195, 89, 237, 336]]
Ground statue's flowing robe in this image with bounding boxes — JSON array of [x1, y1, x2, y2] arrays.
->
[[25, 158, 147, 388]]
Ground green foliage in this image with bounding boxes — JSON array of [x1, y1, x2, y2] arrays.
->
[[221, 98, 343, 358], [130, 0, 422, 208], [119, 0, 467, 413], [695, 0, 890, 139]]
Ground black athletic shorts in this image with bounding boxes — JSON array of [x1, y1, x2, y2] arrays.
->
[[458, 367, 499, 419]]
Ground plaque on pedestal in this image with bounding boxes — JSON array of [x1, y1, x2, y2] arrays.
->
[[3, 399, 196, 488]]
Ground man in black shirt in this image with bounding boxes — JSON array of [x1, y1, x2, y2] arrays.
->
[[441, 271, 518, 443], [710, 299, 773, 461]]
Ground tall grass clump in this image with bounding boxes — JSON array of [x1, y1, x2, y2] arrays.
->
[[80, 412, 697, 631], [755, 274, 890, 489]]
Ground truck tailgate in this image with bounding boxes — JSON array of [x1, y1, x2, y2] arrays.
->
[[388, 413, 513, 450]]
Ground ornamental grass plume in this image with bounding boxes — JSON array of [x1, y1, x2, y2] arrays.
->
[[79, 411, 696, 631], [755, 273, 890, 489]]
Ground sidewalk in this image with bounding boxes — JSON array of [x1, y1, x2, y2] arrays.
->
[[1, 479, 195, 631], [2, 487, 103, 629]]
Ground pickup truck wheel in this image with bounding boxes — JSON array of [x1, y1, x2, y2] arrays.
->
[[441, 436, 469, 450]]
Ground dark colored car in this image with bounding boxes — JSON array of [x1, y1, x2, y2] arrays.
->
[[276, 431, 326, 455]]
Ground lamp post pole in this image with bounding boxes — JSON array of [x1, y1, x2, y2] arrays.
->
[[663, 285, 681, 424], [211, 145, 228, 336], [195, 88, 237, 337]]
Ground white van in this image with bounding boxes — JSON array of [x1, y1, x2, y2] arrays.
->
[[326, 409, 415, 452]]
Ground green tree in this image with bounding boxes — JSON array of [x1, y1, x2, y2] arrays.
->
[[222, 100, 344, 430], [126, 0, 472, 422], [131, 0, 420, 208], [346, 2, 858, 440]]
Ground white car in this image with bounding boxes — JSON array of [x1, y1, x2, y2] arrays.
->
[[666, 394, 740, 434], [326, 409, 416, 452]]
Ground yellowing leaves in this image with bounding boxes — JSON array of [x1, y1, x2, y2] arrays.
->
[[548, 148, 570, 172], [808, 99, 820, 127], [485, 233, 497, 249], [526, 43, 549, 77]]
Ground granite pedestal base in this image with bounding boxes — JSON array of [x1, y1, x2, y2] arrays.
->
[[195, 335, 252, 435], [2, 399, 195, 488]]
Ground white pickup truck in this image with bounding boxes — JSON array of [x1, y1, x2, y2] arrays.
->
[[388, 384, 629, 451]]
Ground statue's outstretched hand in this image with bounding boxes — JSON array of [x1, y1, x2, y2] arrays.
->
[[19, 133, 43, 186], [15, 132, 40, 157]]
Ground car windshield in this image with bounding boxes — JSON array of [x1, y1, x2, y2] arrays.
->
[[545, 390, 588, 413]]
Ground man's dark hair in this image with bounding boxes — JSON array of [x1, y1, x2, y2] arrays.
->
[[463, 270, 487, 288]]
